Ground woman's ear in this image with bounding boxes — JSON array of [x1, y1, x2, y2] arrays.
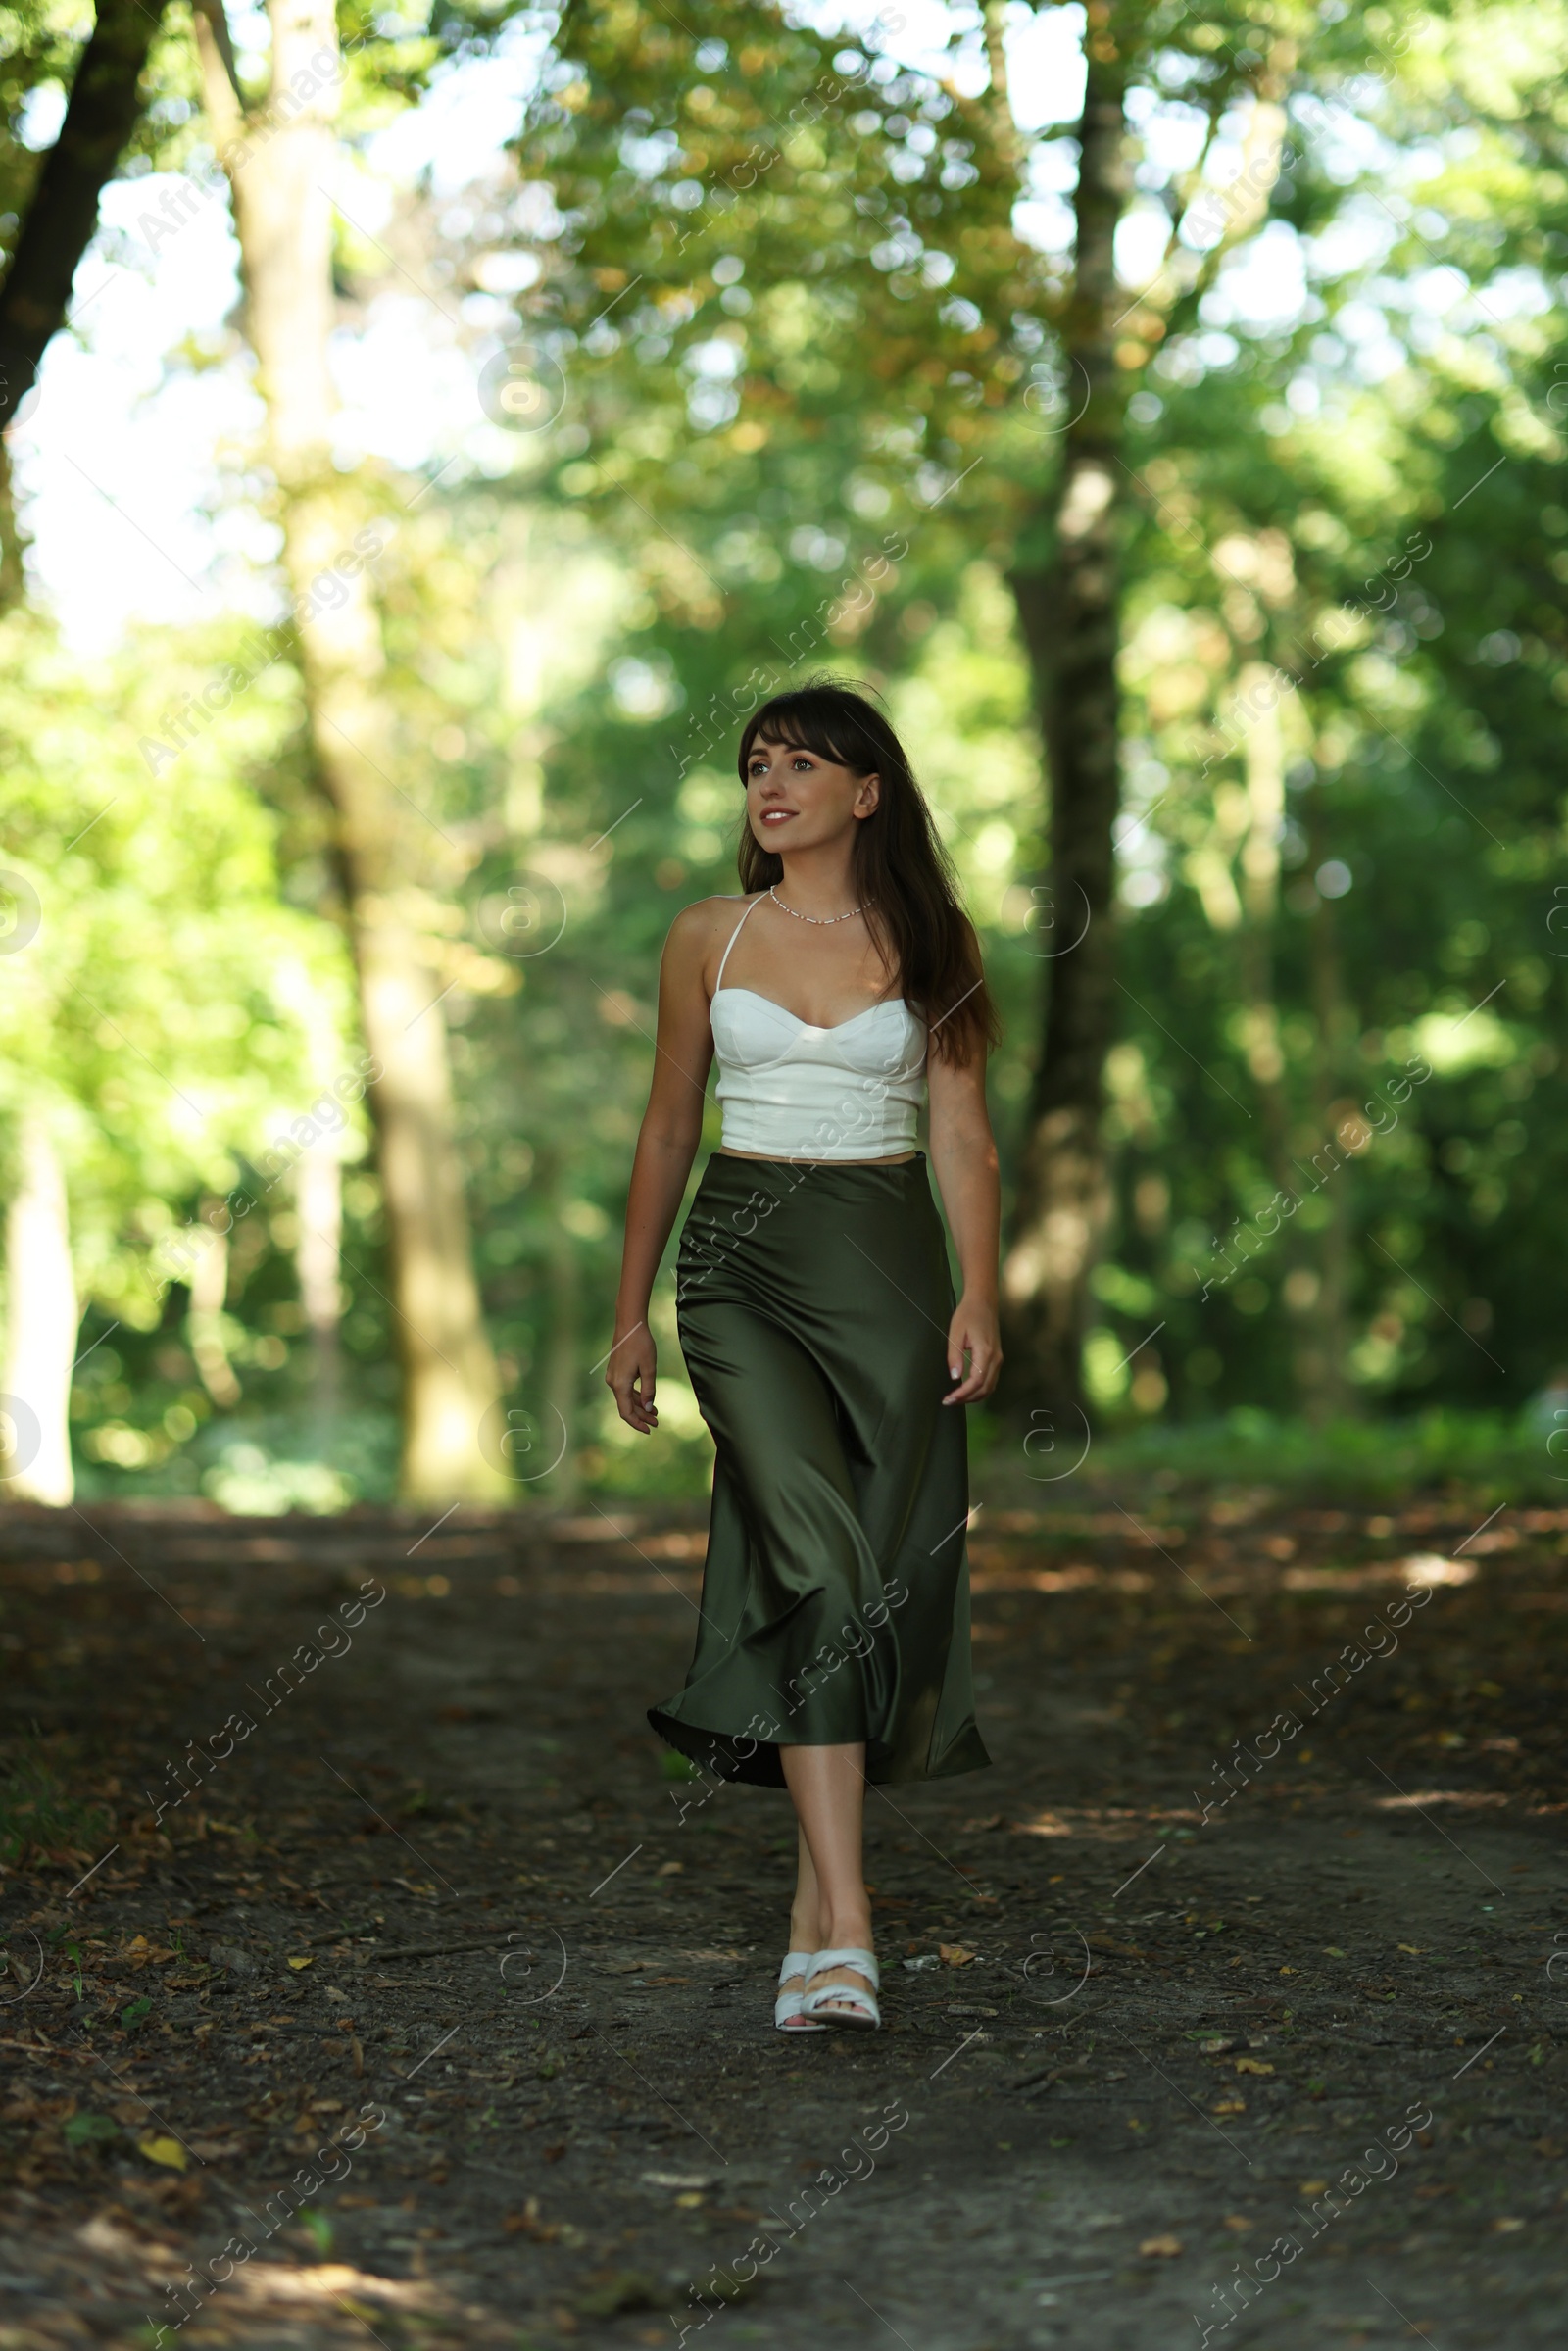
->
[[853, 771, 881, 818]]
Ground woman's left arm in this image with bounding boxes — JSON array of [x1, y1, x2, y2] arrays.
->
[[926, 1046, 1003, 1403]]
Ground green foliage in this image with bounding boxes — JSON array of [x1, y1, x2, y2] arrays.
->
[[64, 2110, 121, 2145], [0, 1752, 110, 1862], [1061, 1405, 1567, 1504], [297, 2206, 335, 2255], [488, 0, 1568, 1434], [0, 607, 391, 1495], [0, 0, 94, 245], [0, 609, 354, 1286]]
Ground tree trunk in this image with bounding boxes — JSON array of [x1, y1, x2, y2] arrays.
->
[[1000, 39, 1130, 1421], [0, 0, 168, 429], [295, 1140, 342, 1419], [194, 0, 506, 1500], [188, 1205, 241, 1408], [1302, 801, 1355, 1424], [544, 1217, 581, 1508], [0, 0, 171, 598], [1231, 663, 1334, 1402], [1234, 665, 1294, 1189], [1, 1108, 78, 1504]]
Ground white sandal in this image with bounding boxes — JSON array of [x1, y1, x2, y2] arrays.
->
[[774, 1950, 826, 2033], [801, 1946, 881, 2030]]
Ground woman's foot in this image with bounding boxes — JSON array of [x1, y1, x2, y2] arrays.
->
[[778, 1768, 876, 2024], [775, 1949, 826, 2033], [802, 1945, 880, 2029]]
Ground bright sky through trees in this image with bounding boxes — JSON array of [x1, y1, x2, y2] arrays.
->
[[18, 5, 1103, 647]]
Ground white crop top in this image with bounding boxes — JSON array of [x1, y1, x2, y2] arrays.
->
[[709, 897, 928, 1161]]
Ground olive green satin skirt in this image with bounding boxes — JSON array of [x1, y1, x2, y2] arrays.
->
[[648, 1151, 992, 1790]]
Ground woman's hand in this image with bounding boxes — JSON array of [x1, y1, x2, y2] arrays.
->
[[944, 1294, 1002, 1403], [606, 1320, 659, 1433], [606, 902, 721, 1439], [927, 1028, 1003, 1407]]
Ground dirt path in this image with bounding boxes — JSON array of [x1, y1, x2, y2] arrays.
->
[[1, 1483, 1565, 2350]]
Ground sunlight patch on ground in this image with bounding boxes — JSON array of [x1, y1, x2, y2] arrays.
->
[[970, 1562, 1155, 1593], [231, 2261, 440, 2307], [1372, 1788, 1510, 1811], [1279, 1553, 1479, 1591]]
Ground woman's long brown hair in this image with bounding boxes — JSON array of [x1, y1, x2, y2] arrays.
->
[[735, 679, 999, 1068]]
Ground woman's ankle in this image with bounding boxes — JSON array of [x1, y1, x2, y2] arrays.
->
[[817, 1908, 873, 1954], [788, 1908, 820, 1954]]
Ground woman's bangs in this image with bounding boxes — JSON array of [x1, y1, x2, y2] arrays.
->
[[739, 703, 879, 780]]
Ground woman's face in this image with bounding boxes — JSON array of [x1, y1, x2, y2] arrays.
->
[[744, 735, 880, 854]]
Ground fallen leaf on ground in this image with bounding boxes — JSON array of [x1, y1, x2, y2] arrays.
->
[[63, 2114, 120, 2146], [575, 2273, 668, 2319], [1234, 2057, 1274, 2076], [287, 1955, 314, 1970], [136, 2135, 188, 2171], [939, 1944, 975, 1967], [1140, 2234, 1183, 2258]]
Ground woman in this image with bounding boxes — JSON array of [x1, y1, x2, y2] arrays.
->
[[607, 679, 1002, 2033]]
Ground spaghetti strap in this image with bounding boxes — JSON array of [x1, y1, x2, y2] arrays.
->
[[713, 895, 763, 996]]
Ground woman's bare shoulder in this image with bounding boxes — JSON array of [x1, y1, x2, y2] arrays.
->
[[665, 893, 764, 958]]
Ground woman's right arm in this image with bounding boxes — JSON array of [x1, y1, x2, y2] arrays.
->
[[606, 903, 725, 1433]]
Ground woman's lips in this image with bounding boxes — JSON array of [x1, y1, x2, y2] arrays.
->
[[760, 808, 796, 825]]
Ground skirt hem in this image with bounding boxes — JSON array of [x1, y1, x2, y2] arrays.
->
[[647, 1703, 992, 1791]]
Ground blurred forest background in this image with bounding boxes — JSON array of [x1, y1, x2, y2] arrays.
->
[[1, 0, 1565, 1513]]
